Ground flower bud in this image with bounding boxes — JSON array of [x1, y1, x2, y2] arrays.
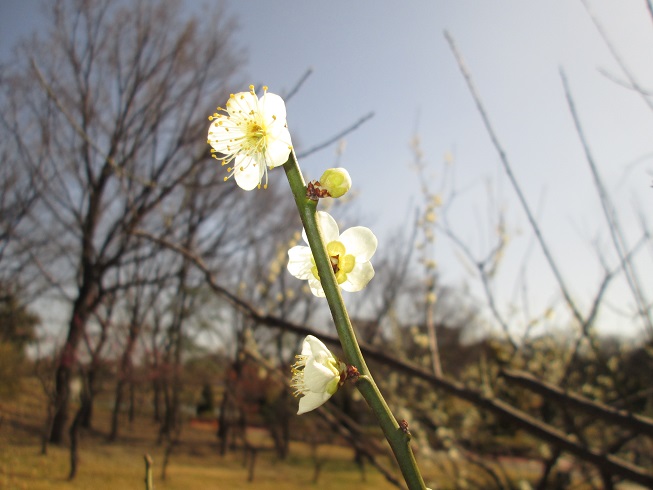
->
[[319, 168, 352, 198]]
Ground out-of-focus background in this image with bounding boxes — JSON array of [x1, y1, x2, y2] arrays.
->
[[0, 1, 651, 488]]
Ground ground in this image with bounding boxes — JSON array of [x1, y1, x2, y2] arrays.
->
[[1, 377, 645, 489], [0, 378, 402, 490]]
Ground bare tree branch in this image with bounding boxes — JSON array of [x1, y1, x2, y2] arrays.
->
[[500, 368, 653, 438], [134, 228, 653, 488], [561, 69, 653, 336], [296, 111, 374, 159], [581, 0, 653, 112], [283, 67, 313, 103], [444, 31, 587, 331]]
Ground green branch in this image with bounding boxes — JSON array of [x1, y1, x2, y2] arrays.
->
[[282, 150, 426, 490]]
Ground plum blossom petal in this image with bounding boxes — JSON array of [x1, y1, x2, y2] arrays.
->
[[287, 246, 314, 280], [232, 154, 264, 191], [339, 226, 378, 262], [307, 276, 326, 298], [302, 211, 339, 245], [340, 261, 375, 292]]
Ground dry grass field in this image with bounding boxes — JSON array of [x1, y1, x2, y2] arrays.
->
[[3, 377, 645, 489], [0, 378, 405, 490]]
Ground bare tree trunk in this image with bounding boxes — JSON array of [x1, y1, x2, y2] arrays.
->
[[68, 378, 94, 481], [152, 377, 162, 423], [158, 357, 182, 444], [50, 352, 73, 443], [129, 378, 136, 423], [217, 389, 231, 456], [81, 341, 106, 429], [158, 258, 191, 441], [68, 405, 83, 480], [158, 378, 172, 445], [41, 402, 55, 455], [109, 326, 138, 441], [50, 307, 91, 444], [80, 384, 94, 429], [108, 378, 125, 442]]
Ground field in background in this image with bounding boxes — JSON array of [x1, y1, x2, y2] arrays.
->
[[3, 377, 643, 489], [0, 378, 403, 490]]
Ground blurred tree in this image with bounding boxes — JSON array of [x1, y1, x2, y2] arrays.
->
[[0, 289, 40, 398], [0, 0, 242, 444], [0, 290, 39, 352], [196, 382, 215, 416]]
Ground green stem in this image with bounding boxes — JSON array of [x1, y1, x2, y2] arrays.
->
[[283, 150, 426, 490]]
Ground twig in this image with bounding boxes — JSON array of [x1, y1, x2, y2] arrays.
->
[[580, 0, 653, 112], [144, 454, 153, 490], [410, 137, 444, 375], [438, 217, 518, 352], [444, 31, 587, 330], [296, 112, 374, 159], [561, 69, 653, 336], [598, 68, 653, 96], [283, 67, 313, 102], [30, 58, 156, 188]]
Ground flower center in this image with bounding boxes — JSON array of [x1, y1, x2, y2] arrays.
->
[[311, 241, 355, 284], [244, 121, 266, 152]]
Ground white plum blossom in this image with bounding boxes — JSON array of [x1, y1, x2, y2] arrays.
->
[[291, 335, 345, 414], [207, 85, 292, 190], [287, 211, 377, 297]]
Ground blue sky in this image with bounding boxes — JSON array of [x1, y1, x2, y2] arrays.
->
[[2, 1, 652, 338], [221, 1, 653, 338]]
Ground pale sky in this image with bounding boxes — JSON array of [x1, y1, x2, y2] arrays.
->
[[2, 1, 652, 338]]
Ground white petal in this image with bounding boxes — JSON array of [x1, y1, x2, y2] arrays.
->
[[287, 246, 314, 280], [339, 226, 377, 261], [233, 155, 264, 190], [303, 335, 331, 358], [302, 211, 339, 245], [208, 120, 242, 152], [341, 261, 375, 292], [226, 90, 258, 116], [207, 121, 226, 147], [259, 92, 287, 124], [264, 130, 292, 168], [303, 361, 338, 392], [297, 391, 331, 414], [308, 276, 325, 297]]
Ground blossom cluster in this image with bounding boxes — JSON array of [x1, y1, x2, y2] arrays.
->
[[208, 86, 378, 414]]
